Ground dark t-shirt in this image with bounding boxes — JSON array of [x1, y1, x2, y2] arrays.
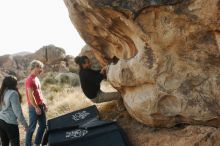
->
[[79, 68, 104, 99]]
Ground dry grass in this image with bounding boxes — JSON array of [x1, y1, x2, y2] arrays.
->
[[18, 81, 122, 145], [18, 80, 166, 146]]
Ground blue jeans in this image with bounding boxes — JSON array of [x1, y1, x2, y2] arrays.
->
[[25, 105, 46, 146]]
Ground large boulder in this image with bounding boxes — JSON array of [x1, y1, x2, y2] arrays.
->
[[34, 44, 66, 64], [0, 54, 29, 79], [64, 0, 220, 128]]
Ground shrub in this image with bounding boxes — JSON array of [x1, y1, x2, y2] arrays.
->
[[69, 65, 79, 74], [42, 72, 57, 86], [55, 73, 80, 86]]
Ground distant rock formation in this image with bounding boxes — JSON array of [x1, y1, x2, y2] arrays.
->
[[34, 45, 66, 64], [64, 0, 220, 128], [0, 55, 17, 69], [0, 45, 79, 79]]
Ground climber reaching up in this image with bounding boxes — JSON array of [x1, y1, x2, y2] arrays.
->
[[75, 55, 121, 103]]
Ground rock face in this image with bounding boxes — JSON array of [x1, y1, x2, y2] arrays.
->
[[34, 45, 66, 64], [64, 0, 220, 127], [0, 54, 32, 79], [101, 102, 220, 146]]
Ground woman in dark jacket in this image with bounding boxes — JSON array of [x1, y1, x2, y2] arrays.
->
[[75, 56, 121, 103]]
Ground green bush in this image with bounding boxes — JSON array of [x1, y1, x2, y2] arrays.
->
[[42, 77, 56, 85], [69, 66, 79, 74], [55, 73, 80, 87]]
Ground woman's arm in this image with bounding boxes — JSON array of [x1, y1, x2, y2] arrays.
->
[[10, 91, 28, 129]]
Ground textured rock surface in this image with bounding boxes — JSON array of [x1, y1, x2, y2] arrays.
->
[[98, 102, 220, 146], [34, 45, 66, 64], [64, 0, 220, 127]]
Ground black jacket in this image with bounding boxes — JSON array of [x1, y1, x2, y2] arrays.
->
[[79, 68, 104, 99]]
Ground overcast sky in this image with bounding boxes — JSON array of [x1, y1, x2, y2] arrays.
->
[[0, 0, 85, 56]]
